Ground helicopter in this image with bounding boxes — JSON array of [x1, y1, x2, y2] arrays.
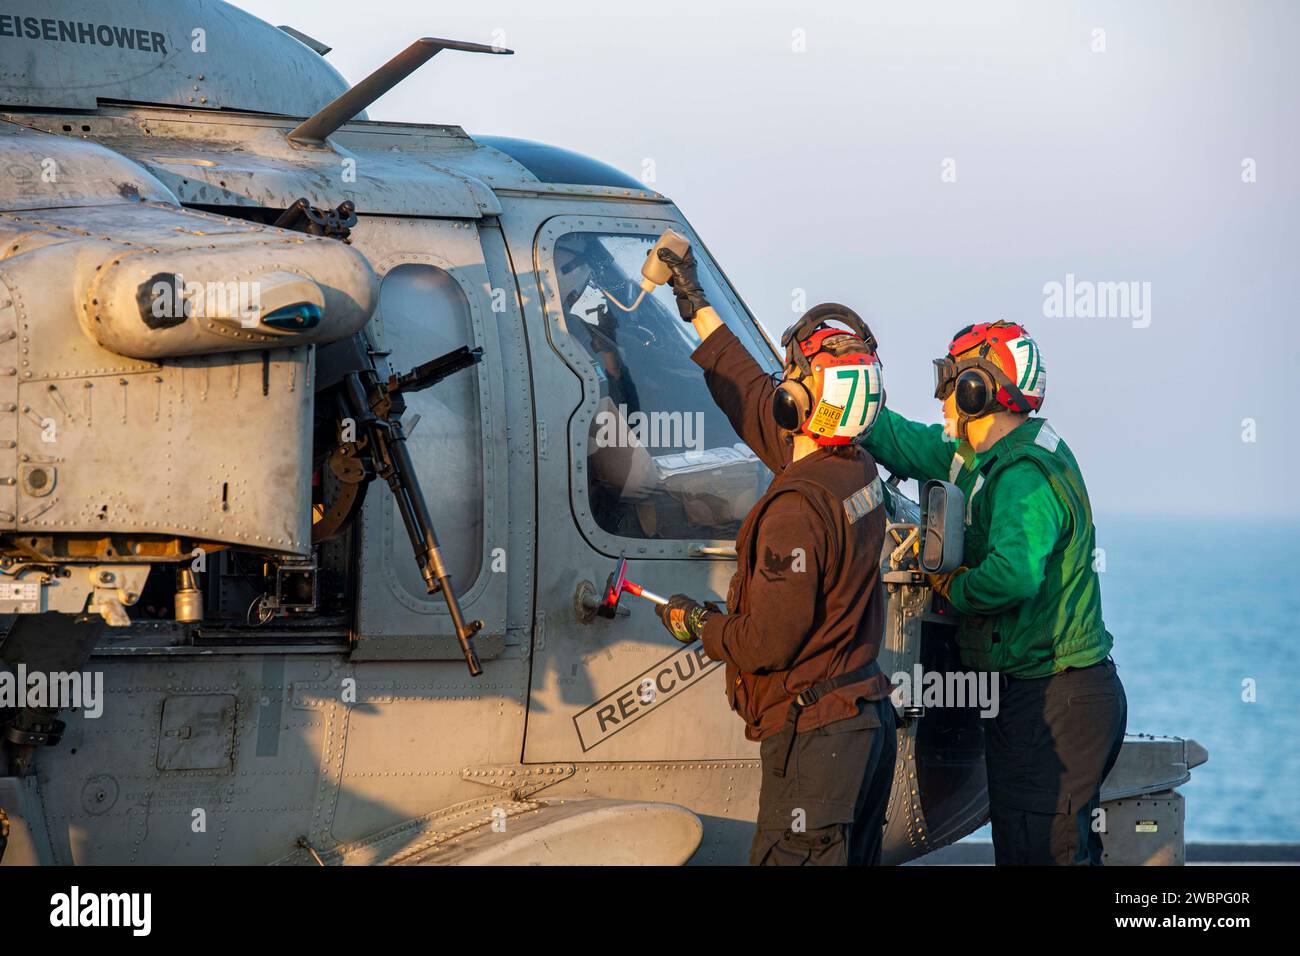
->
[[0, 0, 1205, 866]]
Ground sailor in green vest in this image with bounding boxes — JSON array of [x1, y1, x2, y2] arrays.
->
[[861, 320, 1127, 865]]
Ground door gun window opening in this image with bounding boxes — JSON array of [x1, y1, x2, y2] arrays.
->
[[377, 263, 484, 591], [551, 230, 775, 541]]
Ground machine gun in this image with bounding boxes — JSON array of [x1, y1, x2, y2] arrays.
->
[[314, 332, 485, 675]]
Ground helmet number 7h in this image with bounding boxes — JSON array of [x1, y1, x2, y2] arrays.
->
[[807, 362, 882, 440], [835, 367, 878, 428]]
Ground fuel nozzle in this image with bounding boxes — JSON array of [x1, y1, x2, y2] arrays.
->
[[601, 229, 692, 313]]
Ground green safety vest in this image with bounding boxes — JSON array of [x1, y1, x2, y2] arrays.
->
[[865, 411, 1112, 677]]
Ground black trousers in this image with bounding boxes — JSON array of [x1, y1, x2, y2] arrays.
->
[[749, 696, 897, 865], [985, 658, 1128, 865]]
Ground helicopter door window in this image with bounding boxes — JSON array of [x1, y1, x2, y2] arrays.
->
[[376, 263, 484, 590], [551, 230, 775, 541]]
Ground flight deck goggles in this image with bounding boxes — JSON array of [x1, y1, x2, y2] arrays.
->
[[932, 356, 961, 400]]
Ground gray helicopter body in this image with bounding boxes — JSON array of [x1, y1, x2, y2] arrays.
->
[[0, 0, 1202, 866]]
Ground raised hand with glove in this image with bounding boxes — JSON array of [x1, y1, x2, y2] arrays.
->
[[655, 246, 711, 321]]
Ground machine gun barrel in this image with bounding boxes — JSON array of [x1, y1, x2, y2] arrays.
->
[[389, 345, 482, 395]]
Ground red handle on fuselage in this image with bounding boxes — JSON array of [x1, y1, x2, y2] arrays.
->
[[599, 557, 668, 617]]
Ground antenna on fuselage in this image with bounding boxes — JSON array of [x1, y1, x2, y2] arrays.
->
[[286, 37, 513, 146]]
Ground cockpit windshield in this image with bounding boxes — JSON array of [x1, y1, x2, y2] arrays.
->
[[549, 228, 777, 541]]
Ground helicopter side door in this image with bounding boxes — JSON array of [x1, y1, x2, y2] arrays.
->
[[342, 215, 529, 662], [504, 206, 779, 775]]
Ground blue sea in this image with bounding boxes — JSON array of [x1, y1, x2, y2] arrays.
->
[[964, 515, 1300, 845]]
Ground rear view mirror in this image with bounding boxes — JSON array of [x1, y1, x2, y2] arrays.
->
[[919, 480, 965, 573]]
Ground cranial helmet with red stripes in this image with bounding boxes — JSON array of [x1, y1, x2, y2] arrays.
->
[[932, 321, 1046, 423], [772, 304, 885, 446]]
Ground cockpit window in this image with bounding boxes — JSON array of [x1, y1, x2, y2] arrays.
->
[[550, 228, 776, 540]]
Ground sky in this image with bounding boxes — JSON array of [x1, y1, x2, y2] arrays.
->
[[240, 0, 1300, 518]]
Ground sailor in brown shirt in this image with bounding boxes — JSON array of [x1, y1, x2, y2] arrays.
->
[[653, 246, 897, 866]]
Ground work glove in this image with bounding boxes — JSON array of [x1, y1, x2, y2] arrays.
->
[[656, 247, 711, 321], [927, 567, 969, 600], [655, 594, 719, 643]]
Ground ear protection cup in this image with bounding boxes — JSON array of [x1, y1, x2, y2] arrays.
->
[[943, 356, 1028, 440], [937, 356, 1030, 415], [772, 377, 814, 431], [954, 367, 997, 417]]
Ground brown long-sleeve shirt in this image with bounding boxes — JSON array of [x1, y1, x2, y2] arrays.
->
[[692, 326, 892, 741]]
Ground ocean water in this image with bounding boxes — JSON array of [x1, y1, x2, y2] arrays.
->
[[964, 514, 1300, 845]]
